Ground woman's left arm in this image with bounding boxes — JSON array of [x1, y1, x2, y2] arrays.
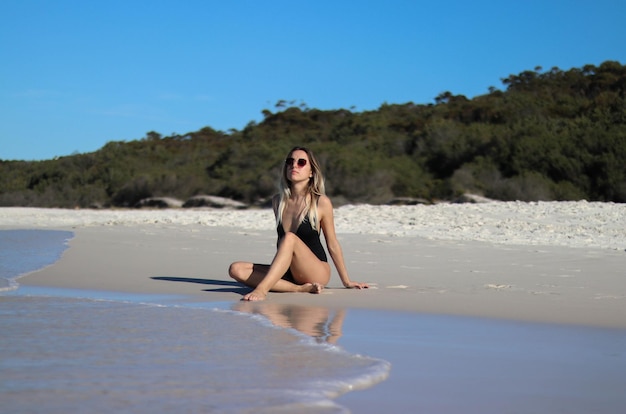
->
[[319, 196, 369, 289]]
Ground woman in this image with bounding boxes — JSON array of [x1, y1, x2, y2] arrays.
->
[[228, 146, 369, 301]]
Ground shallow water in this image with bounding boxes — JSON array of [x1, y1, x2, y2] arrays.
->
[[336, 309, 626, 413], [0, 230, 390, 413], [0, 229, 73, 291], [0, 295, 391, 413]]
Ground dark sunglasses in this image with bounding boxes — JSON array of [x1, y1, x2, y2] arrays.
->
[[285, 157, 308, 168]]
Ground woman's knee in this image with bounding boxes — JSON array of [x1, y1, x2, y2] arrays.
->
[[228, 261, 247, 280], [281, 232, 299, 247]]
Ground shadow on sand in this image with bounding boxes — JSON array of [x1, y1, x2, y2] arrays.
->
[[151, 276, 249, 294]]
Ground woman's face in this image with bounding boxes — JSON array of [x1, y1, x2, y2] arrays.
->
[[286, 149, 312, 183]]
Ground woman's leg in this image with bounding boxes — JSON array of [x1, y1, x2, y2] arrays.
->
[[228, 259, 322, 294], [228, 262, 269, 287], [238, 232, 330, 301]]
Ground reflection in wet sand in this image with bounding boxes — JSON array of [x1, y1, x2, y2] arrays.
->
[[233, 302, 345, 344]]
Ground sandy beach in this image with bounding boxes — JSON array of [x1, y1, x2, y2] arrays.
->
[[2, 201, 625, 412], [2, 202, 625, 327]]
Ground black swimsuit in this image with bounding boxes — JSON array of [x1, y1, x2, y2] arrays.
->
[[278, 217, 327, 282]]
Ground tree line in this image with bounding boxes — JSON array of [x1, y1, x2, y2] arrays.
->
[[1, 61, 625, 208]]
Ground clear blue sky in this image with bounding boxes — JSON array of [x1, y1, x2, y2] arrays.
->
[[2, 0, 625, 161]]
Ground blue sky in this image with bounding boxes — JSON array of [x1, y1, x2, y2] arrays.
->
[[2, 0, 625, 161]]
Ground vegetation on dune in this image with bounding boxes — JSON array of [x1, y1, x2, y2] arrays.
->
[[1, 61, 625, 208]]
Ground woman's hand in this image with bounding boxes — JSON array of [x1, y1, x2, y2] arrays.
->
[[344, 281, 369, 289]]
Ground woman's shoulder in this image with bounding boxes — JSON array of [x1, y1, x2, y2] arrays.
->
[[317, 194, 333, 210]]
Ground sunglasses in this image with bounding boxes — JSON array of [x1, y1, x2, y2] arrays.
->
[[285, 157, 308, 168]]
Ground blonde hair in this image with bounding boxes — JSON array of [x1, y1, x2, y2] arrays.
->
[[276, 146, 326, 230]]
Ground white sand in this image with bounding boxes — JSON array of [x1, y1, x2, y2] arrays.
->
[[2, 201, 625, 329], [1, 201, 624, 249]]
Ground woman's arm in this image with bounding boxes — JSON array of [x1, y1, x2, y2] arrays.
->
[[319, 196, 368, 289]]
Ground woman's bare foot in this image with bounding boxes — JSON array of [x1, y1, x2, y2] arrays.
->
[[242, 290, 267, 301], [300, 283, 323, 294], [242, 283, 323, 300]]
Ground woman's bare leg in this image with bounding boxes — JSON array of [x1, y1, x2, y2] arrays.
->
[[228, 262, 310, 293], [234, 232, 329, 301]]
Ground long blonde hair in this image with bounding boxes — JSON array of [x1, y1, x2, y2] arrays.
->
[[276, 146, 326, 230]]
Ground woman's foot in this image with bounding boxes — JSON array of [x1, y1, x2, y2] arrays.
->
[[242, 283, 323, 300], [300, 282, 324, 294], [242, 290, 267, 301]]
